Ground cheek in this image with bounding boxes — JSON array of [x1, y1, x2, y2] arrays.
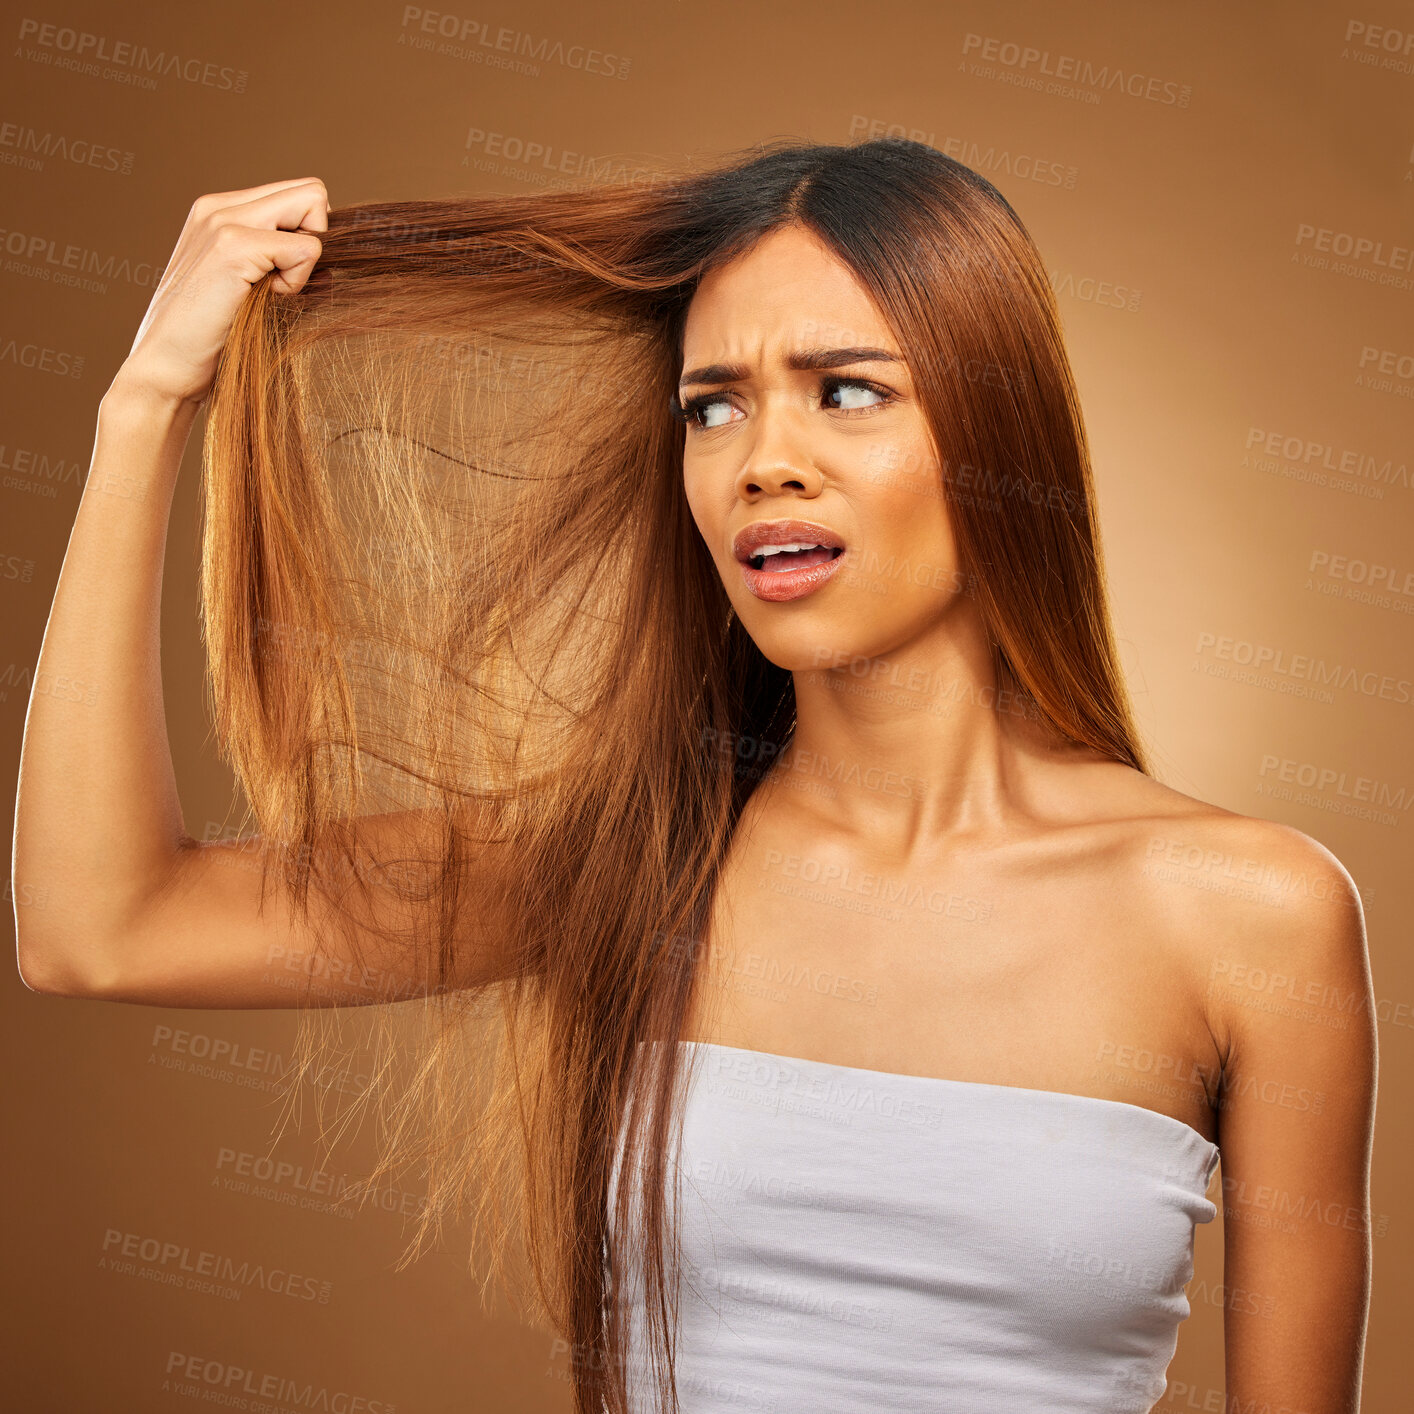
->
[[680, 460, 729, 573], [854, 428, 947, 525], [680, 459, 710, 536], [874, 432, 944, 504], [849, 445, 956, 598]]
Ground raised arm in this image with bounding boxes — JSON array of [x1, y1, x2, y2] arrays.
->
[[12, 179, 514, 1008]]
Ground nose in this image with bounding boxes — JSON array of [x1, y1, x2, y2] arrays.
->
[[733, 403, 824, 500]]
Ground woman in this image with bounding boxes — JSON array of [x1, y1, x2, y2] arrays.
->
[[13, 139, 1376, 1413]]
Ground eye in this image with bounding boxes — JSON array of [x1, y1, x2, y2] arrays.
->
[[822, 377, 891, 413], [672, 391, 741, 431], [669, 376, 895, 433]]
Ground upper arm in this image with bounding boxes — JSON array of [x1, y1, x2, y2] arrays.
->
[[27, 804, 519, 1009], [1205, 822, 1377, 1412]]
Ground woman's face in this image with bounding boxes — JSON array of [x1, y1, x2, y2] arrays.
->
[[678, 222, 964, 673]]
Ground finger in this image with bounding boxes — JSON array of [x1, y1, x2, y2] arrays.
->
[[193, 181, 329, 242], [199, 177, 328, 211], [259, 229, 325, 295], [200, 223, 323, 296], [214, 179, 329, 235]]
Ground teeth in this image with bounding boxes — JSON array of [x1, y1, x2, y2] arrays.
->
[[755, 542, 821, 557]]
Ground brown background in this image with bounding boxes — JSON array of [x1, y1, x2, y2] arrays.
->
[[3, 0, 1411, 1409]]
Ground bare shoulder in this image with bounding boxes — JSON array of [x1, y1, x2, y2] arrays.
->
[[1099, 769, 1371, 1065]]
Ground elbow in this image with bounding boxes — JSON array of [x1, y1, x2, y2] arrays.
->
[[16, 947, 77, 996], [12, 864, 133, 998], [14, 924, 110, 998]]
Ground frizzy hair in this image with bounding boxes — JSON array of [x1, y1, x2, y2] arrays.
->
[[198, 136, 1146, 1414]]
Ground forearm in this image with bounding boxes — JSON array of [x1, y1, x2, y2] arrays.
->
[[13, 377, 201, 984]]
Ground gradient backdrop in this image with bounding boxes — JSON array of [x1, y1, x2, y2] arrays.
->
[[3, 0, 1411, 1409]]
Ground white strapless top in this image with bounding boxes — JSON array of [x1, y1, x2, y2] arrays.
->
[[612, 1040, 1221, 1414]]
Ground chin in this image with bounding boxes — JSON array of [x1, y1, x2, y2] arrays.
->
[[737, 614, 872, 677]]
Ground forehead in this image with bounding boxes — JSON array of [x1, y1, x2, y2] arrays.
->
[[681, 223, 897, 360]]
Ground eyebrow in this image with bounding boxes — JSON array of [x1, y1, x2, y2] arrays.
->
[[677, 346, 903, 391]]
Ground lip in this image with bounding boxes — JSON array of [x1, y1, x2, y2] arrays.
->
[[731, 517, 848, 603]]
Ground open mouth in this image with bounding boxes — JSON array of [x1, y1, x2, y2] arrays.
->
[[747, 543, 846, 573], [732, 521, 849, 602]]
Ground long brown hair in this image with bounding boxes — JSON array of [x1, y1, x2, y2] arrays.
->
[[200, 136, 1146, 1414]]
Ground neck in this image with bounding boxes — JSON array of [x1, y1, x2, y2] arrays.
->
[[772, 608, 1087, 854]]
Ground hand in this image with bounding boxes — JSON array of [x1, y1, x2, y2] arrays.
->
[[112, 177, 329, 409]]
